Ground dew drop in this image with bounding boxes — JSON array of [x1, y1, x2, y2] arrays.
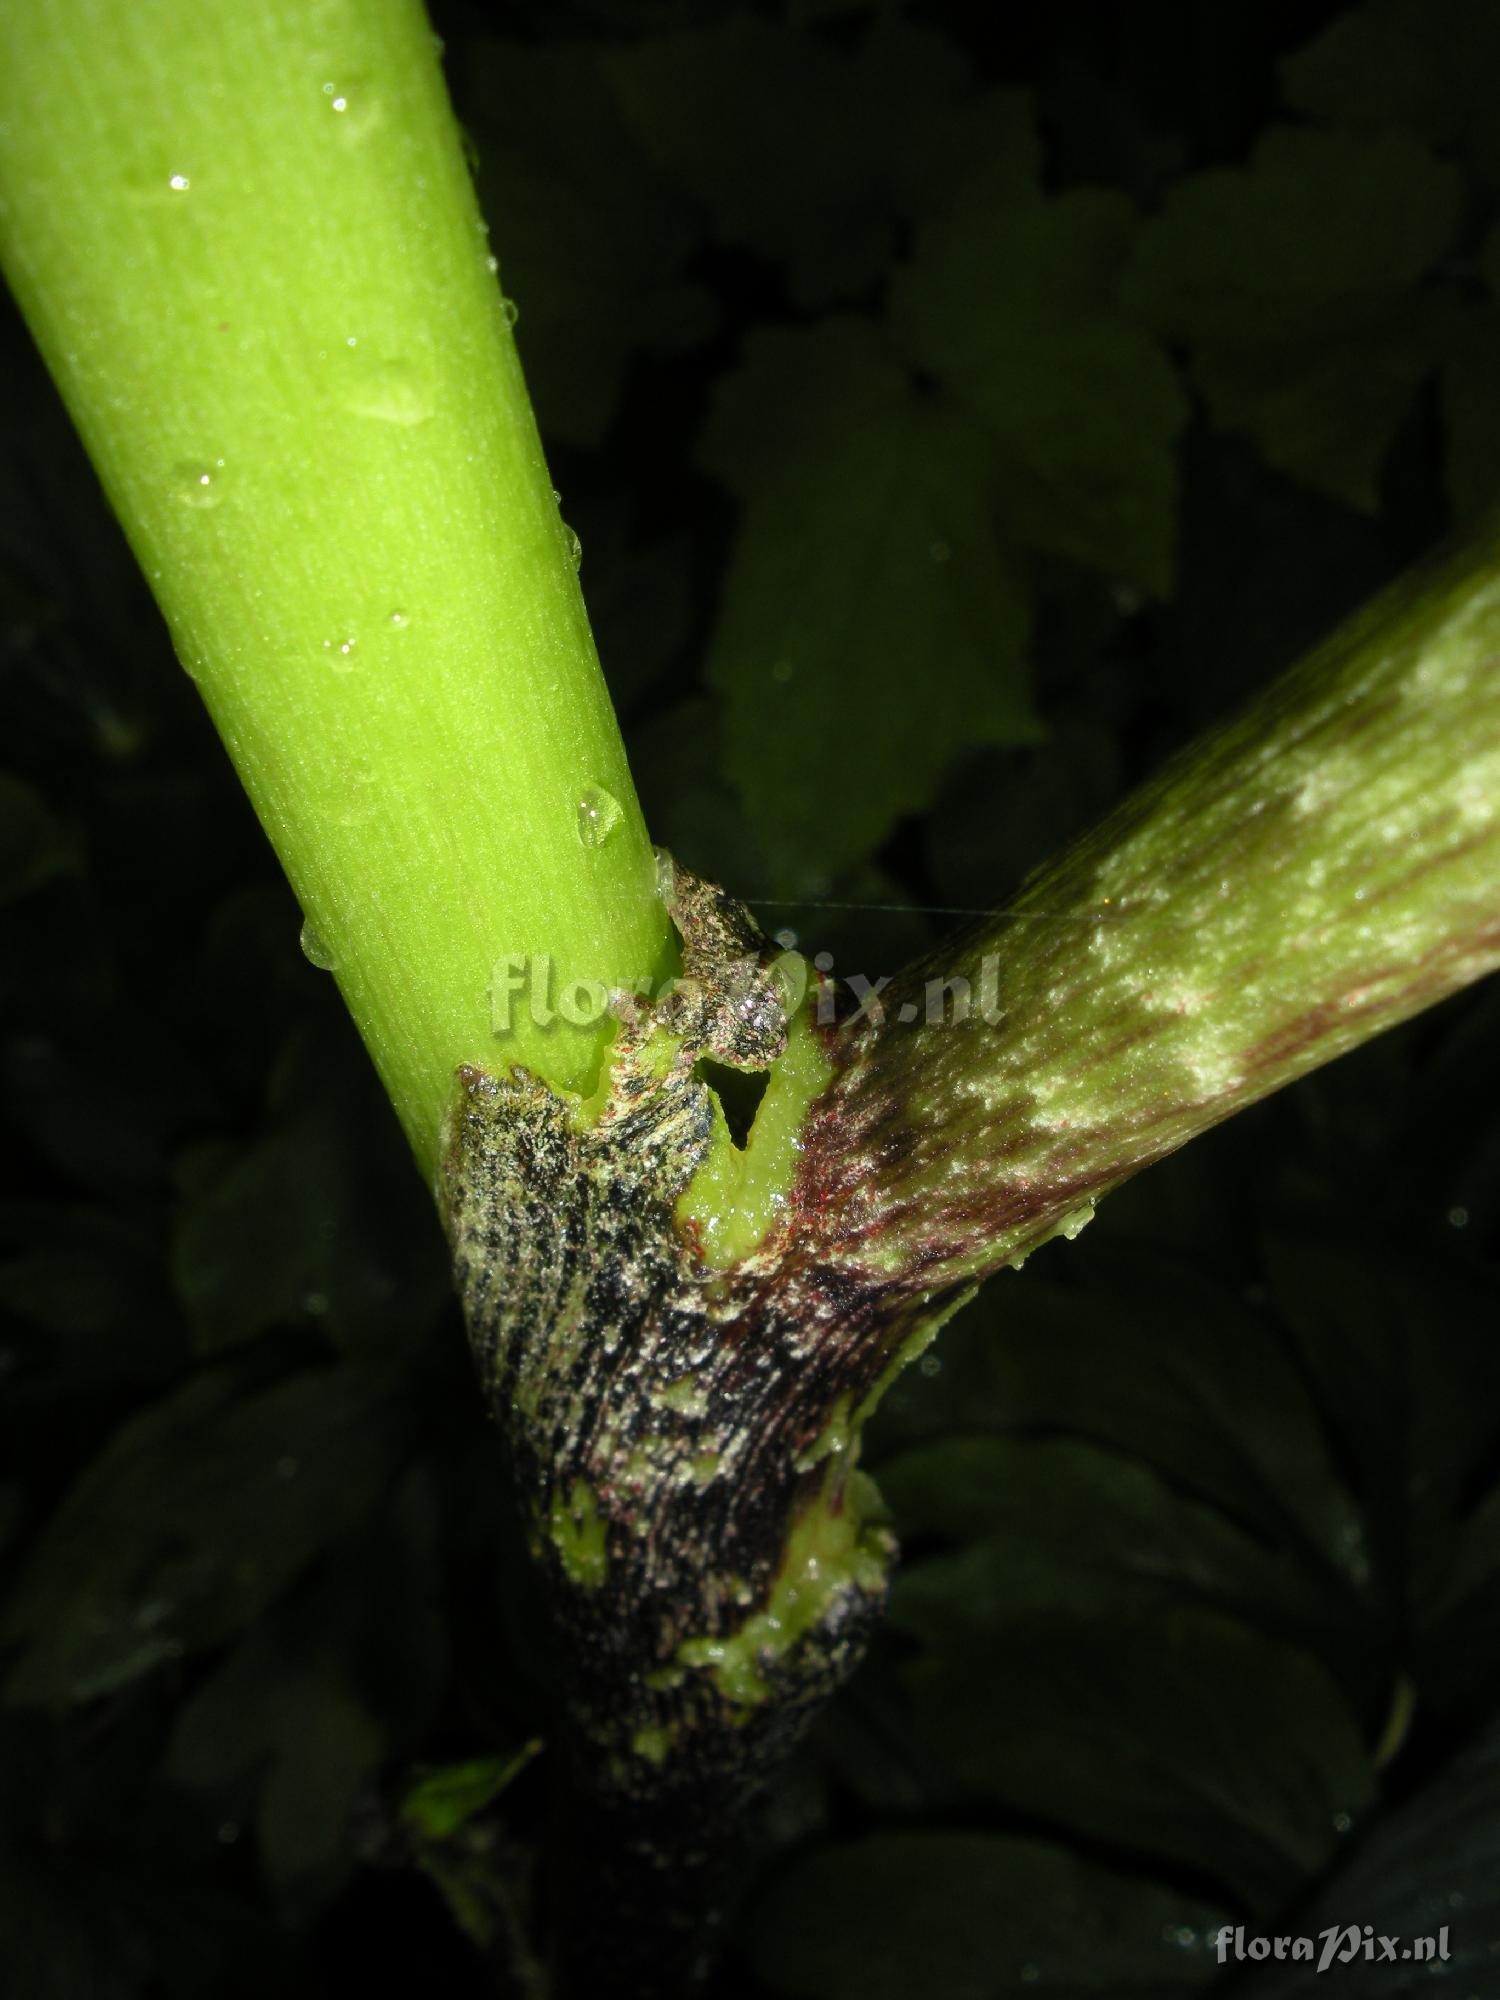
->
[[334, 758, 377, 826], [217, 1821, 241, 1846], [174, 459, 227, 509], [125, 164, 201, 205], [321, 77, 380, 136], [339, 354, 434, 426], [321, 633, 358, 672], [500, 295, 519, 326], [770, 658, 795, 685], [577, 784, 623, 849], [563, 523, 582, 570], [486, 254, 499, 274], [299, 919, 337, 971], [928, 537, 952, 563], [1448, 1204, 1470, 1229], [388, 609, 409, 629]]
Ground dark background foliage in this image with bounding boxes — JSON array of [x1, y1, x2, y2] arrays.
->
[[3, 1, 1500, 1992]]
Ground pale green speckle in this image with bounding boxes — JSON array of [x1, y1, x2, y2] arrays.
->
[[678, 985, 834, 1267], [674, 1473, 891, 1710], [657, 1373, 708, 1418], [630, 1723, 674, 1766], [549, 1475, 607, 1587], [794, 1392, 853, 1472]]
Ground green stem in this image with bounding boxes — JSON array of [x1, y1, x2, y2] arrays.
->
[[0, 0, 669, 1173], [796, 527, 1500, 1289]]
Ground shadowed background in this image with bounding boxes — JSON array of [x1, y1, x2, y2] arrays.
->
[[2, 1, 1499, 1992]]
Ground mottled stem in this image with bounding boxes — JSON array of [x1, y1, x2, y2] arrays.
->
[[445, 528, 1500, 1995], [795, 525, 1500, 1291]]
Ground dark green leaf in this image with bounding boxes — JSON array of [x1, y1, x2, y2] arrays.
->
[[1124, 129, 1462, 509], [701, 320, 1036, 887], [747, 1831, 1225, 1999], [891, 188, 1186, 590], [607, 19, 1004, 308], [881, 1437, 1341, 1644], [3, 1365, 410, 1703], [869, 1253, 1366, 1591], [1236, 1719, 1500, 1994], [0, 773, 73, 904], [892, 1602, 1373, 1912], [1282, 0, 1500, 198], [400, 1742, 542, 1842], [465, 40, 711, 444], [1440, 306, 1500, 524], [1263, 1228, 1500, 1609]]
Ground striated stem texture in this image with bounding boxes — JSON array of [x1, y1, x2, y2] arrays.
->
[[796, 525, 1500, 1292]]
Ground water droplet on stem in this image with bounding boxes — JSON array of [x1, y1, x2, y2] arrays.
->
[[299, 919, 337, 971], [321, 634, 358, 672], [174, 460, 227, 508], [577, 785, 623, 849]]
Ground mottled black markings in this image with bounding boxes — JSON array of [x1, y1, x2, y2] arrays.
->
[[440, 857, 894, 1810], [442, 859, 1004, 1994]]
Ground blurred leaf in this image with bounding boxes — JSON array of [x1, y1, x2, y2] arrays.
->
[[1125, 128, 1462, 509], [701, 320, 1037, 888], [0, 773, 74, 904], [881, 1437, 1342, 1644], [746, 1831, 1225, 1999], [1439, 305, 1500, 525], [0, 1203, 181, 1387], [172, 1028, 450, 1361], [891, 188, 1187, 591], [869, 1253, 1367, 1591], [401, 1742, 542, 1842], [2, 1026, 217, 1195], [607, 18, 1004, 308], [927, 722, 1123, 911], [258, 1669, 384, 1899], [1282, 0, 1500, 198], [3, 1364, 410, 1703], [0, 1713, 297, 2000], [627, 694, 770, 893], [1263, 1229, 1500, 1627], [607, 17, 890, 306], [464, 39, 711, 444], [1236, 1719, 1500, 1995], [172, 1124, 339, 1354], [168, 1620, 383, 1901], [582, 517, 695, 719], [890, 1597, 1374, 1913]]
